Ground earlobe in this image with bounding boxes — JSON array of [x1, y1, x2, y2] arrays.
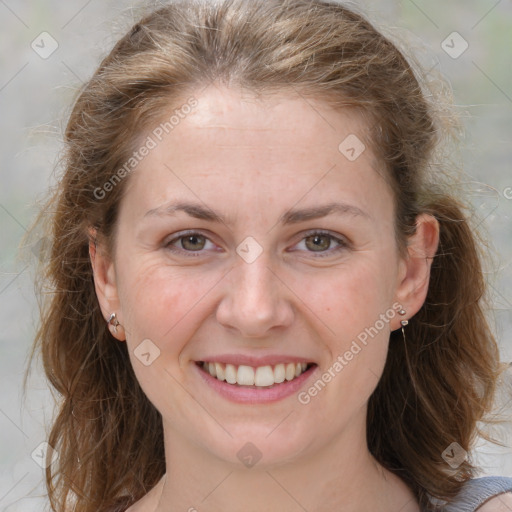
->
[[88, 228, 125, 341], [392, 213, 440, 330]]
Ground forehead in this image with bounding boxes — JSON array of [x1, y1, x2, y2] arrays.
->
[[121, 85, 392, 223], [171, 86, 367, 150]]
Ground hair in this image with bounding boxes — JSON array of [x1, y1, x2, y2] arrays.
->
[[26, 0, 505, 511]]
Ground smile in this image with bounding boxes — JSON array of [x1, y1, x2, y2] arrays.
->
[[197, 361, 313, 387]]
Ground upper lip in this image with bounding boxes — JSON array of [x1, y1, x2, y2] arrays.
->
[[196, 354, 316, 367]]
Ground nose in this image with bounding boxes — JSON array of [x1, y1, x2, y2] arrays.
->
[[215, 253, 295, 338]]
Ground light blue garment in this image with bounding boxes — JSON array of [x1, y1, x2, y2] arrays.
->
[[436, 477, 512, 511]]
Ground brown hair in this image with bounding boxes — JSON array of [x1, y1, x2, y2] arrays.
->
[[26, 0, 504, 510]]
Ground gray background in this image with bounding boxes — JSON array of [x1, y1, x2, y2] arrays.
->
[[0, 0, 511, 510]]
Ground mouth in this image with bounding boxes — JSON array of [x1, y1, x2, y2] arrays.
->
[[195, 361, 317, 389]]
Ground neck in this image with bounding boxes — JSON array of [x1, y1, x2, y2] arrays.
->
[[148, 415, 418, 512]]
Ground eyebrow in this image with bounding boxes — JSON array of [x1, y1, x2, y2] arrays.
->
[[144, 200, 370, 225]]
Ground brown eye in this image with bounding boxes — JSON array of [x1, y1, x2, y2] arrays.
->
[[292, 230, 349, 258], [304, 234, 332, 252], [180, 234, 206, 251], [165, 231, 215, 257]]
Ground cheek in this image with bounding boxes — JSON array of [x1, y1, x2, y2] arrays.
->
[[117, 263, 218, 410], [303, 258, 398, 340], [300, 255, 397, 398], [117, 259, 219, 351]]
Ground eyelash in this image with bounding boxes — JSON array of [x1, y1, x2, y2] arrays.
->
[[164, 230, 349, 258]]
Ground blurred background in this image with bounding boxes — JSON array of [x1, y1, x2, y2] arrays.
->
[[0, 0, 511, 510]]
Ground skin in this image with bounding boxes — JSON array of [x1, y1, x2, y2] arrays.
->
[[90, 84, 443, 511], [478, 494, 512, 511]]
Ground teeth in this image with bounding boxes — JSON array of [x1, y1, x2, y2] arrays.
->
[[274, 363, 285, 383], [254, 366, 274, 387], [225, 363, 237, 384], [215, 362, 225, 381], [285, 363, 295, 381], [201, 361, 311, 387], [237, 365, 255, 386]]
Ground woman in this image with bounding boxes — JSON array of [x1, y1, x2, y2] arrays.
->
[[29, 0, 512, 510]]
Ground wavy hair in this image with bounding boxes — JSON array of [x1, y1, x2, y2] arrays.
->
[[26, 0, 504, 510]]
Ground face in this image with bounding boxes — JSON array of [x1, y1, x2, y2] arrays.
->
[[95, 85, 417, 468]]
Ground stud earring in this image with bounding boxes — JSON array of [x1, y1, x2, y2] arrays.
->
[[107, 313, 120, 334]]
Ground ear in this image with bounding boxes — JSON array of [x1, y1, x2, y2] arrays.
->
[[391, 213, 440, 330], [88, 228, 125, 341]]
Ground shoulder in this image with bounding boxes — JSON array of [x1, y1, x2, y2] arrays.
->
[[477, 492, 512, 511], [439, 476, 512, 512]]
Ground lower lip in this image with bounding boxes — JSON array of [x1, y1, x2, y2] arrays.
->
[[194, 363, 318, 404]]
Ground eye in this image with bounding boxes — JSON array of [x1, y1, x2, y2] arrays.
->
[[164, 231, 217, 257], [292, 230, 349, 257], [164, 229, 349, 258]]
